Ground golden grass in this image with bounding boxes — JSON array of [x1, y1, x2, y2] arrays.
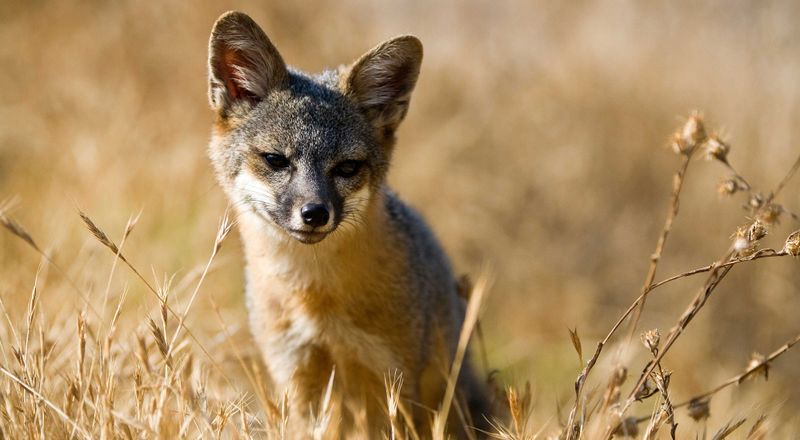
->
[[2, 1, 800, 438]]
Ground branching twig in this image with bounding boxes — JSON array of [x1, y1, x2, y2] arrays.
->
[[674, 332, 800, 408], [614, 151, 800, 427], [628, 153, 693, 341], [565, 119, 701, 438]]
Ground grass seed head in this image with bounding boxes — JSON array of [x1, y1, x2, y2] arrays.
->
[[0, 211, 40, 252], [79, 211, 120, 255]]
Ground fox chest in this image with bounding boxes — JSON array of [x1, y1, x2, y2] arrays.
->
[[245, 280, 401, 388]]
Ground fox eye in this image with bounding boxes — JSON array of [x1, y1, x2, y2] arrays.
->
[[333, 160, 364, 178], [261, 153, 290, 169]]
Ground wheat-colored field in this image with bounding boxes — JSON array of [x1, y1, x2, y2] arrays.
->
[[1, 1, 799, 438]]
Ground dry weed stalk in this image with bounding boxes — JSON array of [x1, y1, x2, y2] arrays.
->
[[674, 331, 800, 409], [433, 272, 490, 440], [564, 112, 800, 439], [565, 113, 706, 439]]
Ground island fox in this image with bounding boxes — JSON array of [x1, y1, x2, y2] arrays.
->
[[207, 11, 490, 437]]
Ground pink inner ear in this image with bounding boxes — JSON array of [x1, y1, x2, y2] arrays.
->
[[221, 48, 247, 100]]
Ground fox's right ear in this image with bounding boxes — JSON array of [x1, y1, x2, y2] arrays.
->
[[208, 11, 288, 115]]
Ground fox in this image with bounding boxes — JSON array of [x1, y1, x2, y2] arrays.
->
[[206, 11, 491, 438]]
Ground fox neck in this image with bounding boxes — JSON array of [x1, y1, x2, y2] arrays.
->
[[236, 186, 392, 292]]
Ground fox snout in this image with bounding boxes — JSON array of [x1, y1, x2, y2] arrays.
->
[[300, 203, 330, 228], [289, 201, 334, 244]]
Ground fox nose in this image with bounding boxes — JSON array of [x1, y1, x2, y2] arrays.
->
[[300, 203, 330, 228]]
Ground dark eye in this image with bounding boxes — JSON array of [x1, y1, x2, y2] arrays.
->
[[333, 160, 364, 178], [261, 153, 290, 169]]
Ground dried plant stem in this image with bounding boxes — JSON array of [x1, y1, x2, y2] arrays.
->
[[0, 366, 91, 439], [721, 161, 754, 191], [628, 153, 692, 341], [767, 154, 800, 203], [648, 249, 786, 291], [165, 213, 232, 359], [208, 297, 277, 422], [674, 332, 800, 408], [621, 253, 735, 412], [0, 207, 101, 318], [434, 273, 489, 439], [566, 153, 693, 439], [617, 152, 800, 423], [78, 210, 233, 385]]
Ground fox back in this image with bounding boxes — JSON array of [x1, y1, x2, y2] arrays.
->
[[206, 11, 490, 438]]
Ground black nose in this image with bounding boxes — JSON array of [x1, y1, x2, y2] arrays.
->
[[300, 203, 330, 227]]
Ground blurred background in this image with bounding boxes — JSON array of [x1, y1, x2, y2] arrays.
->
[[1, 0, 799, 434]]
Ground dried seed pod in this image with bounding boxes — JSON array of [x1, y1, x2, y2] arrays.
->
[[747, 219, 768, 242], [641, 329, 661, 354], [704, 134, 730, 163], [749, 193, 764, 210], [717, 178, 739, 196], [681, 112, 707, 151], [784, 230, 800, 257], [670, 133, 691, 155], [758, 203, 783, 225], [733, 227, 755, 256], [687, 398, 710, 421], [634, 377, 657, 400]]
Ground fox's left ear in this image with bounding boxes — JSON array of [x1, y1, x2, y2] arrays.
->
[[342, 36, 423, 143]]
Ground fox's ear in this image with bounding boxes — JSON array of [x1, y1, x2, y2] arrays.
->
[[342, 36, 423, 142], [208, 11, 288, 115]]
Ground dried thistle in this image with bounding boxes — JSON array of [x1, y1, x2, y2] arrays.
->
[[670, 133, 691, 155], [747, 219, 768, 242], [704, 134, 730, 163], [641, 329, 661, 354], [681, 111, 707, 152], [784, 230, 800, 257], [733, 227, 756, 256]]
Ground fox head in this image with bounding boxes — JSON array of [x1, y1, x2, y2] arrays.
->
[[207, 11, 422, 244]]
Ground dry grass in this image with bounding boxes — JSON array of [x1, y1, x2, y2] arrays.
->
[[2, 1, 800, 438]]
